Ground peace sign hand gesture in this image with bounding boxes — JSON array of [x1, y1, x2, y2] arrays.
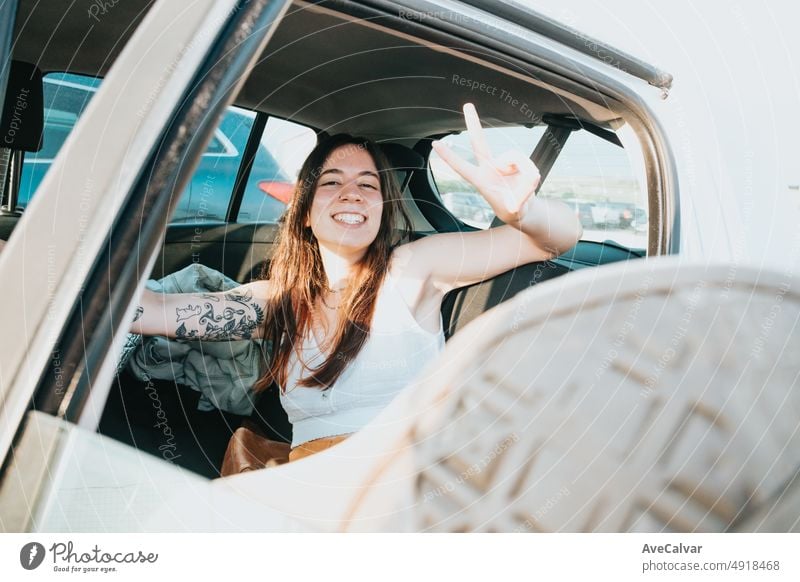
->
[[432, 103, 541, 225]]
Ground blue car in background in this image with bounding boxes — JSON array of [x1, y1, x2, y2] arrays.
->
[[18, 73, 292, 224]]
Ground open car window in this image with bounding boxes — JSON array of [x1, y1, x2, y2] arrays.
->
[[429, 126, 545, 229], [16, 72, 262, 224], [17, 73, 99, 206], [429, 123, 648, 249], [541, 130, 647, 249], [237, 116, 317, 224]]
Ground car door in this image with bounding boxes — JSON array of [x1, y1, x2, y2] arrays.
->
[[0, 0, 295, 532], [0, 0, 678, 533]]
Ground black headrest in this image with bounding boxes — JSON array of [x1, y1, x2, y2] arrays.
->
[[0, 61, 43, 152], [379, 143, 425, 172]]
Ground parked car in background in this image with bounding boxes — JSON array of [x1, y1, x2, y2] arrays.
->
[[562, 198, 596, 228], [631, 207, 648, 234], [17, 73, 294, 224], [588, 200, 635, 228], [441, 190, 494, 228]]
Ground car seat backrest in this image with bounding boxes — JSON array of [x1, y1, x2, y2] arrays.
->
[[378, 143, 425, 192], [441, 260, 571, 340], [441, 240, 645, 340]]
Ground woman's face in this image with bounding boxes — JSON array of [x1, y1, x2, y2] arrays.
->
[[306, 144, 384, 259]]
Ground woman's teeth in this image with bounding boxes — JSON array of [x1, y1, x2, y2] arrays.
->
[[332, 213, 365, 225]]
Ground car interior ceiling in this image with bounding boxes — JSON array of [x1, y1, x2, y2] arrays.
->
[[11, 0, 624, 138], [5, 0, 647, 478]]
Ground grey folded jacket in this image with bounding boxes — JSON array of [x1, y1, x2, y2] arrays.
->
[[118, 263, 266, 415]]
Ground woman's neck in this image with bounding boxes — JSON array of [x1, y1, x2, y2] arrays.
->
[[318, 244, 363, 290]]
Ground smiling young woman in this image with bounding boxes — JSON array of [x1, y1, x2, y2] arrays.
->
[[257, 134, 413, 394], [131, 103, 582, 463]]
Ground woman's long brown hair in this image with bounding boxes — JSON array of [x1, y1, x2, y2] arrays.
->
[[253, 134, 413, 393]]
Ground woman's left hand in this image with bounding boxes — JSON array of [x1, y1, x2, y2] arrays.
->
[[432, 103, 541, 224]]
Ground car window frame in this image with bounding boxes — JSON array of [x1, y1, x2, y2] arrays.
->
[[227, 112, 319, 224], [18, 72, 251, 212], [424, 120, 650, 251], [0, 0, 292, 468], [21, 71, 321, 227]]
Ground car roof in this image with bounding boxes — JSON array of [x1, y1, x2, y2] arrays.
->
[[11, 0, 624, 140]]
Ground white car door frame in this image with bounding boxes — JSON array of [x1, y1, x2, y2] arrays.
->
[[0, 0, 292, 531]]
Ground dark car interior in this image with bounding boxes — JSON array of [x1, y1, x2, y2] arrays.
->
[[1, 0, 650, 478]]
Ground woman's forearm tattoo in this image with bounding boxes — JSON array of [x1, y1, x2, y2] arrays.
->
[[174, 288, 264, 340], [133, 306, 144, 322]]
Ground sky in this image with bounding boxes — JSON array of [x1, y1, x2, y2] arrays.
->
[[518, 0, 800, 187]]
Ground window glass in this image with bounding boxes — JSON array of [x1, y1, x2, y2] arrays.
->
[[18, 73, 100, 207], [17, 73, 255, 225], [539, 130, 647, 248], [237, 116, 317, 223], [35, 124, 72, 160], [429, 124, 647, 248], [169, 108, 254, 224], [429, 126, 545, 229], [204, 134, 230, 155]]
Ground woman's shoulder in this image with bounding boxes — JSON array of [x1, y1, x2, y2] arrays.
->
[[388, 238, 447, 291], [388, 241, 426, 280], [386, 244, 447, 330]]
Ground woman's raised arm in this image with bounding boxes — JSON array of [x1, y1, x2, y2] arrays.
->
[[393, 103, 582, 295], [130, 280, 271, 341]]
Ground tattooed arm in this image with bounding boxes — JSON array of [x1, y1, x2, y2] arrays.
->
[[130, 280, 270, 340]]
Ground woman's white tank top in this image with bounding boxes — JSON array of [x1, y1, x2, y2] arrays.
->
[[279, 271, 445, 447]]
